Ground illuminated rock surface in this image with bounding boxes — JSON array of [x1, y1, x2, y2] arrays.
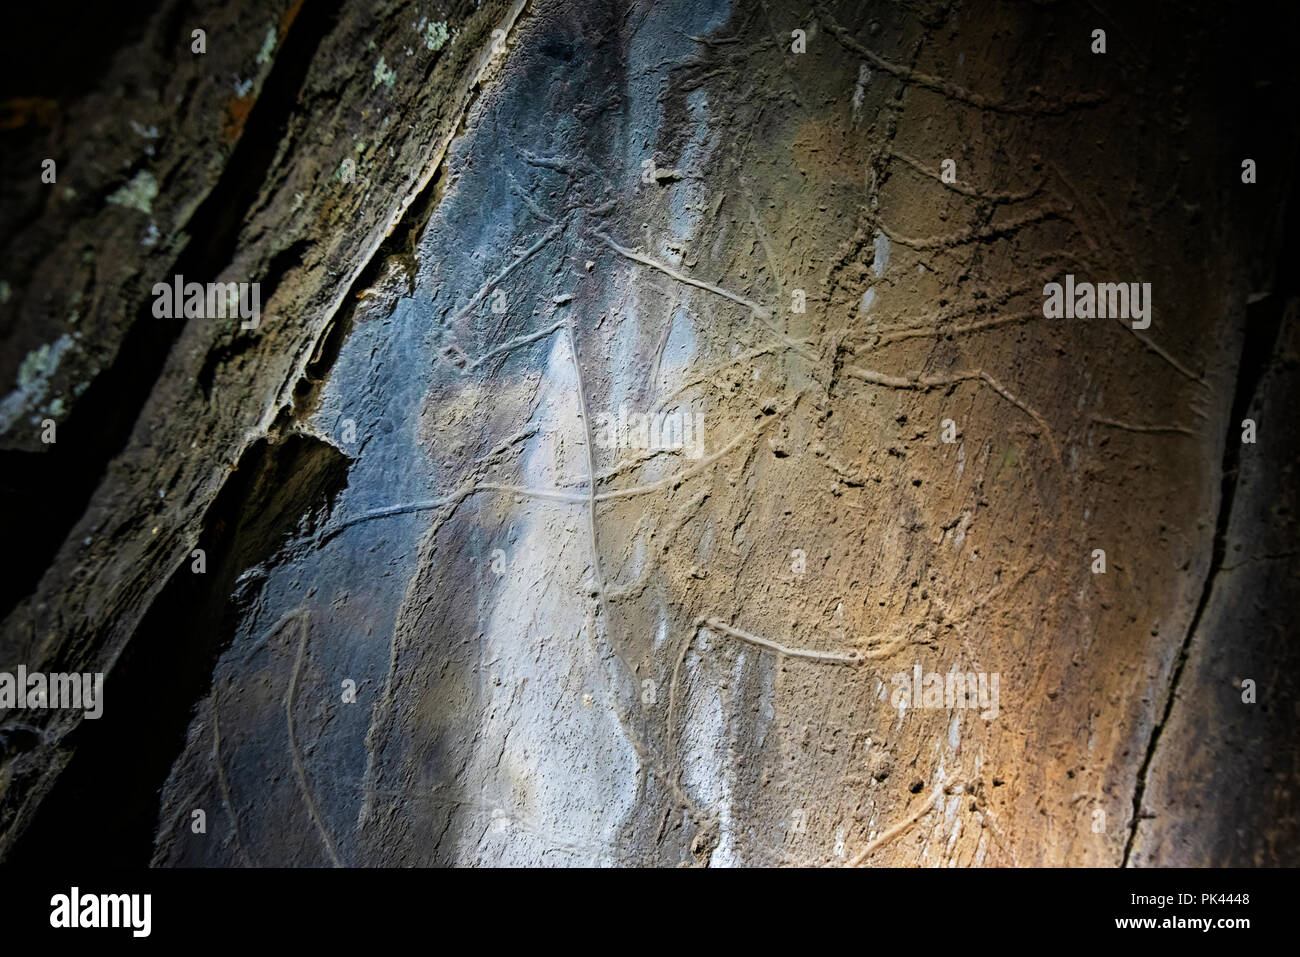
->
[[1, 0, 1297, 866]]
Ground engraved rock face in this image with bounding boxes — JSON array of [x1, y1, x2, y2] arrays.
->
[[1, 0, 1297, 867]]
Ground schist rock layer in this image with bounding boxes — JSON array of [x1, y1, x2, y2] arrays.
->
[[0, 0, 1297, 868]]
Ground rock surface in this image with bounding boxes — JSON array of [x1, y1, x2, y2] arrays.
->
[[1, 0, 1297, 866]]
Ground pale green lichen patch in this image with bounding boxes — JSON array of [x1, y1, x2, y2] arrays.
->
[[1, 333, 75, 433], [106, 171, 158, 215], [425, 20, 450, 51], [0, 281, 10, 304], [18, 340, 64, 390], [373, 56, 397, 88], [256, 27, 277, 65]]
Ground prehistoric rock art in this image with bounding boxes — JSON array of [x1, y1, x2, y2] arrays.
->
[[0, 0, 1297, 868]]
